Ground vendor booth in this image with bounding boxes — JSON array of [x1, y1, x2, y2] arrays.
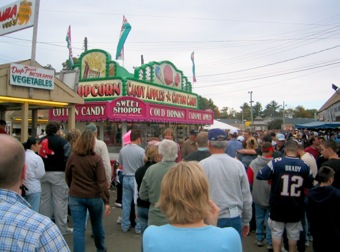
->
[[49, 49, 214, 151], [0, 60, 84, 141]]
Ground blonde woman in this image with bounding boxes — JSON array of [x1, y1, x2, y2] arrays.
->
[[135, 142, 161, 234], [143, 162, 242, 252]]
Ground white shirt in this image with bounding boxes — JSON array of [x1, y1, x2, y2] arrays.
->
[[23, 149, 45, 194], [301, 152, 318, 185], [95, 138, 112, 182]]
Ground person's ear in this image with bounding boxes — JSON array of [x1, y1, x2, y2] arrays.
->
[[329, 177, 334, 185]]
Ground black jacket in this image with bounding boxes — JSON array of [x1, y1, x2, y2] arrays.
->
[[307, 186, 340, 252]]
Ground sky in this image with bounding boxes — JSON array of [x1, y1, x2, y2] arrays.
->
[[1, 0, 340, 113]]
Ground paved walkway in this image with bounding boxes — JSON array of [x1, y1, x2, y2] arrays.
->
[[63, 188, 313, 252]]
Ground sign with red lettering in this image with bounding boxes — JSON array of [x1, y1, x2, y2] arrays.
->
[[77, 80, 122, 100], [10, 63, 54, 90], [126, 80, 198, 109], [0, 0, 36, 36], [49, 98, 214, 124]]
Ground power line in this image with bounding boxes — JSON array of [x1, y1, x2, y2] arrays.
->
[[196, 44, 340, 78], [196, 60, 340, 89]]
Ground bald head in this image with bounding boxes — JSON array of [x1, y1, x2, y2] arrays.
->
[[0, 135, 25, 189]]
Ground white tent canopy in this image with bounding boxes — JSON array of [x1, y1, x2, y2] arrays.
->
[[203, 120, 240, 131]]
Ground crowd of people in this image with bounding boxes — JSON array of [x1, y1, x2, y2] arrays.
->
[[0, 121, 340, 252]]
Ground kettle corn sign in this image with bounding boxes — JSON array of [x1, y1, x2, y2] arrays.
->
[[0, 0, 35, 36]]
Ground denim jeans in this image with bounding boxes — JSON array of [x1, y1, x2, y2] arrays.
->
[[69, 196, 106, 252], [217, 216, 242, 237], [24, 192, 41, 213], [137, 206, 149, 234], [122, 176, 135, 231], [137, 206, 149, 252], [255, 204, 272, 245]]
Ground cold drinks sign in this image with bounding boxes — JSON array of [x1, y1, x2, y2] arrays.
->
[[10, 63, 54, 90]]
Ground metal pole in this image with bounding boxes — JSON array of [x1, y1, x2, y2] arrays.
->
[[248, 91, 253, 128], [31, 0, 40, 65], [282, 101, 285, 130], [27, 0, 40, 139]]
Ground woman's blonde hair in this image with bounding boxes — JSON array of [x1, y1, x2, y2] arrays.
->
[[144, 144, 159, 163], [73, 130, 95, 156], [157, 161, 210, 224]]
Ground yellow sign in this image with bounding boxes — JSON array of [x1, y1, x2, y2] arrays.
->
[[0, 0, 35, 36], [81, 52, 107, 79]]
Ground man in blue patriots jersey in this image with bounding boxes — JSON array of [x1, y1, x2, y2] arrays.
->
[[257, 140, 313, 252]]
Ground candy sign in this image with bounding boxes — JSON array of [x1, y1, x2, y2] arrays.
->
[[111, 97, 146, 119], [10, 63, 54, 90], [0, 0, 36, 36], [126, 80, 198, 108]]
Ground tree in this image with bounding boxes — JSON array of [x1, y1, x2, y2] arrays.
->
[[198, 96, 219, 118], [43, 64, 56, 73], [240, 103, 251, 121], [263, 100, 280, 117], [62, 57, 79, 70], [220, 106, 229, 119], [268, 119, 283, 130], [253, 102, 263, 118], [293, 106, 317, 118], [306, 109, 317, 118]]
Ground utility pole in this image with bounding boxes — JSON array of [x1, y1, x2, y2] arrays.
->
[[84, 37, 88, 52], [248, 91, 253, 128], [282, 101, 285, 130]]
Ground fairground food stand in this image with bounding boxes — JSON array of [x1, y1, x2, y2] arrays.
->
[[49, 49, 213, 152]]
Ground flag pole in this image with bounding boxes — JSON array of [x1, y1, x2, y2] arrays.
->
[[31, 0, 40, 66]]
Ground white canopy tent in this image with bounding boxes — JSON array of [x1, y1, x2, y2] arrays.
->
[[203, 120, 240, 131]]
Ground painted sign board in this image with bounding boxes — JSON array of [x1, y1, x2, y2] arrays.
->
[[50, 102, 108, 121], [77, 80, 122, 100], [110, 97, 146, 120], [9, 63, 54, 90], [49, 98, 214, 125], [0, 0, 36, 36], [126, 80, 198, 108]]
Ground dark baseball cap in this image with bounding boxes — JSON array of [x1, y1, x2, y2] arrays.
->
[[190, 129, 198, 135], [208, 128, 227, 141]]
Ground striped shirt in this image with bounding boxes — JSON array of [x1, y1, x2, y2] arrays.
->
[[0, 189, 70, 251]]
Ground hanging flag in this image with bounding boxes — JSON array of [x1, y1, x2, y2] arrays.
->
[[332, 83, 338, 91], [191, 51, 197, 82], [66, 25, 74, 68], [116, 15, 132, 60]]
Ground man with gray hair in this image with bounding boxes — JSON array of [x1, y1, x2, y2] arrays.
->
[[199, 128, 252, 238], [0, 135, 70, 251], [139, 139, 178, 226]]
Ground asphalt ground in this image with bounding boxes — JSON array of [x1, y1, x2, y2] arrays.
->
[[63, 187, 313, 252]]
